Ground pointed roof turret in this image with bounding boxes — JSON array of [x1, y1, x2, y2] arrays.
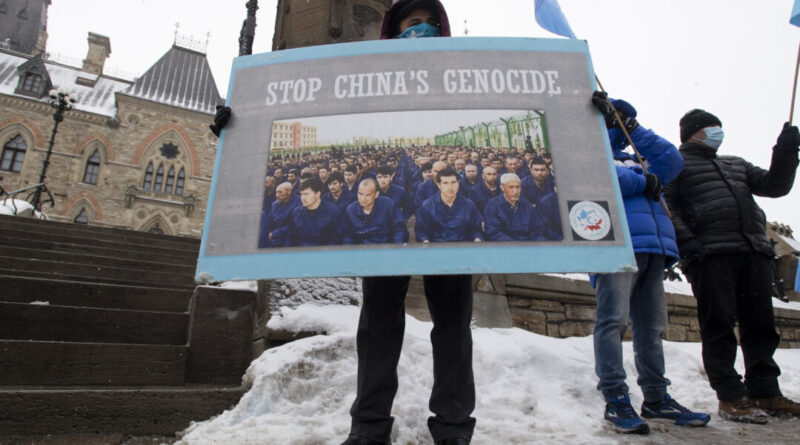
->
[[123, 45, 222, 114]]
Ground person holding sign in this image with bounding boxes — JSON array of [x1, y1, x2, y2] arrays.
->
[[665, 110, 800, 422], [590, 92, 710, 434], [342, 2, 476, 445]]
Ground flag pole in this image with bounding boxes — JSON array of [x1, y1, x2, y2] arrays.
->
[[790, 41, 800, 125], [595, 76, 673, 218]]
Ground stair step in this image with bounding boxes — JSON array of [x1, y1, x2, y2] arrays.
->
[[0, 275, 192, 312], [0, 228, 199, 256], [0, 256, 195, 288], [1, 235, 199, 263], [0, 340, 187, 386], [0, 302, 189, 345], [0, 214, 201, 247], [0, 245, 196, 274], [0, 385, 243, 436]]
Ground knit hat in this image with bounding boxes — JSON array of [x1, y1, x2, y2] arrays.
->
[[679, 109, 722, 143], [611, 99, 637, 119]]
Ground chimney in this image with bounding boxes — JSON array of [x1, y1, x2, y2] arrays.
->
[[81, 32, 111, 76]]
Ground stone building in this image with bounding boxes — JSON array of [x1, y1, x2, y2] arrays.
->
[[0, 22, 222, 236]]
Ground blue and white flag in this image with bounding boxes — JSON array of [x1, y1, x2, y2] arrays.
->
[[535, 0, 577, 39], [792, 0, 800, 27], [795, 261, 800, 292]]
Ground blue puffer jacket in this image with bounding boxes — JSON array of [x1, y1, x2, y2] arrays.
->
[[610, 124, 683, 263]]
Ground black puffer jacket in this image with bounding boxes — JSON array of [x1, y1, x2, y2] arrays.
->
[[664, 142, 798, 258]]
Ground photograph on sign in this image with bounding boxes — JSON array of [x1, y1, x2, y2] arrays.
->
[[259, 109, 562, 249], [196, 37, 635, 280]]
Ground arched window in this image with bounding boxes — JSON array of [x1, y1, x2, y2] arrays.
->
[[73, 208, 89, 224], [1, 135, 26, 172], [143, 162, 154, 189], [165, 166, 175, 194], [153, 164, 164, 192], [82, 150, 101, 184], [175, 168, 185, 195]]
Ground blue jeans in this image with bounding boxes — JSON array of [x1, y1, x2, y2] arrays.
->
[[593, 253, 671, 403]]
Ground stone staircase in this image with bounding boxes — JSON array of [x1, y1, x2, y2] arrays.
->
[[0, 214, 255, 438]]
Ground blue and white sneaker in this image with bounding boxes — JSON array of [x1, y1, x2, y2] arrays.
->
[[604, 394, 650, 434], [641, 394, 711, 426]]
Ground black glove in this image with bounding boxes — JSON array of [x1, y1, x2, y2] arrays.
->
[[209, 105, 231, 137], [679, 239, 706, 263], [776, 122, 800, 153], [592, 91, 640, 133], [643, 173, 663, 200], [591, 91, 616, 127]]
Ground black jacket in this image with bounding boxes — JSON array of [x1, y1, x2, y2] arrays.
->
[[664, 142, 798, 258]]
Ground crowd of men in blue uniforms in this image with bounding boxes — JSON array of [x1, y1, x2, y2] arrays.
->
[[257, 143, 563, 248]]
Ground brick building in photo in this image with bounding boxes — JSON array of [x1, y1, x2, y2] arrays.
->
[[0, 0, 223, 237]]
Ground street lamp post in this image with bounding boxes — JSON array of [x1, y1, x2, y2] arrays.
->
[[31, 87, 75, 211]]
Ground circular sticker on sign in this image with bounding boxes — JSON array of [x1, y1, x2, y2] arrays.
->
[[569, 201, 611, 241]]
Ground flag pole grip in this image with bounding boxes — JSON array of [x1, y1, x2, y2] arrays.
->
[[595, 76, 673, 218], [790, 41, 800, 125]]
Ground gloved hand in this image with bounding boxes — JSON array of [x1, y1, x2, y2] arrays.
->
[[209, 105, 231, 137], [592, 91, 639, 133], [679, 238, 706, 263], [591, 91, 616, 127], [643, 173, 663, 200], [776, 122, 800, 153]]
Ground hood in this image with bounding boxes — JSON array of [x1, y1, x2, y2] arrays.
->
[[380, 0, 451, 39]]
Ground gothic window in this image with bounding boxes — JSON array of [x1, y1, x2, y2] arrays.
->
[[148, 222, 164, 234], [82, 150, 101, 184], [143, 162, 154, 189], [20, 73, 42, 94], [175, 168, 185, 195], [165, 166, 175, 194], [73, 208, 89, 224], [153, 164, 164, 192], [1, 135, 26, 172]]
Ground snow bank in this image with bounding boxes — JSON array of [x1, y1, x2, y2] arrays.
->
[[177, 304, 800, 445]]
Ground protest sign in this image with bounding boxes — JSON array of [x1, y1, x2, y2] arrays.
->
[[196, 37, 635, 280]]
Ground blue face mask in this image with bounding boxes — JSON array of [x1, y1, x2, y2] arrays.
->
[[396, 23, 441, 39], [694, 126, 724, 148]]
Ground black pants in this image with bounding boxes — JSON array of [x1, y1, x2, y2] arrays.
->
[[689, 253, 782, 401], [348, 275, 476, 442]]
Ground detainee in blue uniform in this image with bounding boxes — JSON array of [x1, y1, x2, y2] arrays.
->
[[259, 182, 301, 248], [468, 166, 500, 213], [590, 91, 709, 433], [343, 179, 407, 244], [323, 171, 355, 214], [483, 173, 544, 241], [415, 168, 484, 243], [520, 157, 555, 207], [288, 177, 344, 247], [376, 165, 412, 220]]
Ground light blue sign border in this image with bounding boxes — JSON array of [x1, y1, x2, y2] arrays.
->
[[196, 37, 634, 281]]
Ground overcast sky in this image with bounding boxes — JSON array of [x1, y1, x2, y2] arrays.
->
[[45, 0, 800, 232]]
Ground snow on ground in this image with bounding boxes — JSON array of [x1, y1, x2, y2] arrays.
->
[[177, 302, 800, 445]]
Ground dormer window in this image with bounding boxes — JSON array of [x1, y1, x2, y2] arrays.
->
[[21, 73, 43, 94], [15, 54, 52, 99]]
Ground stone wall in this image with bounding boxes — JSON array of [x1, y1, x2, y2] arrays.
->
[[403, 274, 800, 348], [500, 274, 800, 349]]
